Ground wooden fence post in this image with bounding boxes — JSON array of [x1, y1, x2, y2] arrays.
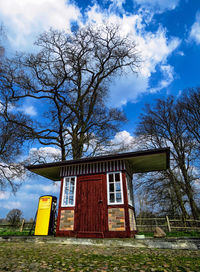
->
[[20, 219, 25, 232], [166, 216, 171, 232]]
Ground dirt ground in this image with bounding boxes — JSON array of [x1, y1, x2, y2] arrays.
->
[[0, 242, 199, 271]]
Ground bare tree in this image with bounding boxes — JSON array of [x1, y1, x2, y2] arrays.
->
[[135, 171, 189, 218], [135, 96, 199, 219], [6, 209, 23, 226], [179, 87, 200, 146], [0, 87, 29, 191], [0, 25, 31, 192], [5, 24, 140, 160]]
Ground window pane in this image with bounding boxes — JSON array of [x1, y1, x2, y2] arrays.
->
[[66, 180, 70, 189], [70, 183, 74, 193], [63, 177, 76, 206], [109, 174, 114, 183], [115, 182, 121, 192], [107, 172, 123, 205], [64, 187, 69, 194], [110, 193, 115, 203], [69, 194, 74, 205], [71, 179, 75, 185], [116, 193, 122, 203], [109, 183, 114, 192], [64, 196, 68, 205], [115, 173, 120, 182]]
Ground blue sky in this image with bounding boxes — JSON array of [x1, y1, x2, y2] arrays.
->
[[0, 0, 200, 219]]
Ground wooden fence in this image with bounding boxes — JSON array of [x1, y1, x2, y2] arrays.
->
[[1, 217, 200, 233], [0, 221, 33, 232], [135, 216, 200, 232]]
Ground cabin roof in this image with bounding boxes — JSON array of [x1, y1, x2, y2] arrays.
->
[[26, 147, 170, 181]]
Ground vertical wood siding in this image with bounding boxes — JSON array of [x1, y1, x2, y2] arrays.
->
[[60, 160, 126, 177]]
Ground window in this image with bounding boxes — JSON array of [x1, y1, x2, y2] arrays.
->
[[61, 176, 76, 207], [107, 172, 123, 204], [126, 174, 134, 206]]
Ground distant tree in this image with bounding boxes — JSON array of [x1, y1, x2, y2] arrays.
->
[[135, 96, 199, 219], [0, 218, 5, 224], [6, 209, 23, 226], [4, 24, 140, 160], [135, 171, 189, 218], [179, 87, 200, 147]]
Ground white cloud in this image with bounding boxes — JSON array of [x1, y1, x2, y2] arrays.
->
[[134, 0, 180, 13], [108, 74, 148, 107], [177, 51, 184, 56], [138, 32, 180, 78], [2, 201, 22, 210], [0, 179, 60, 219], [0, 163, 25, 185], [107, 0, 126, 13], [38, 184, 60, 193], [0, 191, 10, 200], [22, 105, 37, 116], [24, 183, 60, 194], [112, 130, 135, 146], [85, 6, 180, 106], [108, 130, 141, 153], [17, 105, 37, 116], [0, 0, 80, 50], [0, 1, 180, 107], [7, 101, 37, 116], [189, 11, 200, 44], [177, 90, 182, 98], [28, 146, 61, 164], [150, 64, 174, 93]]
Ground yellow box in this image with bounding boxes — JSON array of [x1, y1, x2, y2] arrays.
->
[[34, 196, 53, 236]]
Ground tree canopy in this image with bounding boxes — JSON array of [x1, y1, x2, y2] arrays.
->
[[6, 209, 23, 226], [4, 24, 140, 161], [0, 26, 28, 192], [135, 93, 200, 219]]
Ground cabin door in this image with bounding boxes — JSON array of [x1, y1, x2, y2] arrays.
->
[[75, 175, 104, 237]]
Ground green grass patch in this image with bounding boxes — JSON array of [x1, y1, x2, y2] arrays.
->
[[138, 230, 200, 238], [0, 242, 199, 271], [1, 228, 200, 238], [0, 228, 34, 236]]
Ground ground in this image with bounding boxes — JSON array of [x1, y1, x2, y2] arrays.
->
[[0, 242, 199, 271]]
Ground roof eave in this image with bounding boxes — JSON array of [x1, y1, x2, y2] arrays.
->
[[26, 147, 170, 181]]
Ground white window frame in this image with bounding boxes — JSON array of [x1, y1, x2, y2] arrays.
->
[[107, 171, 124, 205], [61, 176, 77, 207], [126, 174, 134, 207]]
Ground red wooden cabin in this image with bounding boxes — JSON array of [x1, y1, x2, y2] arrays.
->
[[27, 148, 170, 238]]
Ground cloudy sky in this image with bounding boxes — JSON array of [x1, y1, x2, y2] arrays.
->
[[0, 0, 200, 219]]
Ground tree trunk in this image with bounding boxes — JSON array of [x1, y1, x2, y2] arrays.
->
[[185, 182, 199, 219], [180, 165, 200, 219], [72, 136, 84, 160], [168, 171, 188, 219]]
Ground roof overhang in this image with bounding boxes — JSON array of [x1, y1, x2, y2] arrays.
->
[[26, 147, 170, 181]]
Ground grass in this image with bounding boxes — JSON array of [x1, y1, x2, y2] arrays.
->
[[0, 228, 34, 236], [0, 242, 199, 271], [1, 228, 200, 238], [138, 231, 200, 238]]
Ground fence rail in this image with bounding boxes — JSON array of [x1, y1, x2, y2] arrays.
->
[[1, 217, 200, 233], [135, 216, 200, 232], [0, 221, 33, 232]]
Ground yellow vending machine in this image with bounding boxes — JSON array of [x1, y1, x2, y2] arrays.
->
[[34, 195, 57, 236]]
